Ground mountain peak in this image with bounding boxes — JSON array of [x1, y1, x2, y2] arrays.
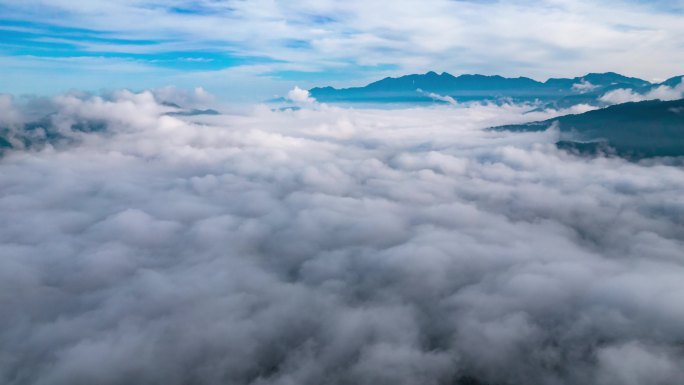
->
[[662, 75, 684, 87], [581, 72, 651, 87]]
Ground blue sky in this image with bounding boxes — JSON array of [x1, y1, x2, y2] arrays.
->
[[1, 0, 683, 101]]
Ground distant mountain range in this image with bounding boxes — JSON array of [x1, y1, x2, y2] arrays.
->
[[493, 98, 684, 159], [3, 89, 683, 161], [309, 71, 683, 107]]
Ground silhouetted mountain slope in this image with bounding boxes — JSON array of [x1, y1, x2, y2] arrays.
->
[[494, 99, 684, 158], [310, 72, 552, 102], [545, 72, 650, 89], [363, 72, 544, 92], [661, 76, 684, 88]]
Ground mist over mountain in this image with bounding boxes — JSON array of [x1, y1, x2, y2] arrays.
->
[[306, 72, 684, 161], [494, 98, 684, 159], [0, 93, 219, 154], [309, 71, 683, 107]]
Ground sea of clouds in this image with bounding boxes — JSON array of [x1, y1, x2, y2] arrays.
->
[[1, 90, 683, 385]]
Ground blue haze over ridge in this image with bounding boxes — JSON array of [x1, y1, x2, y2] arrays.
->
[[309, 71, 682, 107], [493, 99, 684, 159], [4, 71, 684, 161], [305, 71, 684, 159]]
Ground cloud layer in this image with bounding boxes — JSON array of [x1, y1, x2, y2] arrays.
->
[[600, 77, 684, 104], [1, 92, 684, 385], [2, 0, 684, 98]]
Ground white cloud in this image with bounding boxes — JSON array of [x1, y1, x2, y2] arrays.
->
[[572, 79, 598, 93], [600, 78, 684, 104], [647, 81, 684, 100], [417, 88, 458, 105], [287, 86, 317, 104], [1, 91, 684, 384], [599, 88, 644, 104], [0, 94, 23, 127]]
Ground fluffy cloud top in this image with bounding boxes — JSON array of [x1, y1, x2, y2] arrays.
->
[[1, 92, 684, 385], [601, 77, 684, 104], [287, 86, 317, 104]]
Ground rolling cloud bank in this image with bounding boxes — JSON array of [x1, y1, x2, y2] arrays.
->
[[1, 91, 684, 385]]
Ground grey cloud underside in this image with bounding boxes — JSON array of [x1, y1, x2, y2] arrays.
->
[[1, 92, 684, 385]]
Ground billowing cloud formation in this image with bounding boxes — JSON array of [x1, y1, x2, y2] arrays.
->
[[287, 86, 317, 104], [600, 78, 684, 104], [1, 92, 684, 385]]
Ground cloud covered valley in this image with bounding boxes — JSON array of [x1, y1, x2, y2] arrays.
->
[[1, 91, 684, 385]]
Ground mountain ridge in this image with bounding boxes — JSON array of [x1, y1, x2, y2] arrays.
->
[[492, 98, 684, 159], [309, 71, 681, 106]]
